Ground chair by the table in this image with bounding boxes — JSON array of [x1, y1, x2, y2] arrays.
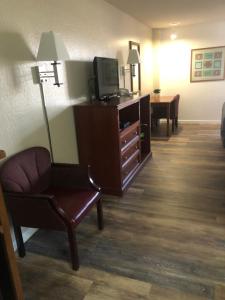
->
[[0, 147, 104, 270], [152, 94, 180, 132]]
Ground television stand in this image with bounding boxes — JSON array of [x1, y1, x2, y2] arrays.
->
[[73, 93, 151, 196]]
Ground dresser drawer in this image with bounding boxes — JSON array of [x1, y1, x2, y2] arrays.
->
[[121, 141, 140, 167], [120, 121, 140, 151], [122, 151, 140, 184]]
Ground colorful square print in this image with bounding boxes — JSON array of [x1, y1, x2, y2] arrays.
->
[[213, 70, 221, 76], [195, 54, 203, 60], [214, 60, 221, 68], [214, 52, 222, 59], [204, 52, 213, 59], [204, 60, 212, 68], [195, 62, 202, 69], [203, 70, 213, 76], [191, 46, 225, 82], [195, 71, 202, 77]]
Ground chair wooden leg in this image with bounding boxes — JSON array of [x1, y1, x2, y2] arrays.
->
[[12, 220, 25, 257], [172, 119, 175, 133], [97, 199, 104, 230], [175, 117, 178, 128], [151, 118, 154, 130], [67, 227, 79, 271]]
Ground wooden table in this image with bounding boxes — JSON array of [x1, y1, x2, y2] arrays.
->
[[151, 95, 176, 137]]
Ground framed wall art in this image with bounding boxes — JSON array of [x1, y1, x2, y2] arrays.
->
[[191, 46, 225, 82]]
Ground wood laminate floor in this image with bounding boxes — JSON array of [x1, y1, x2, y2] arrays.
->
[[17, 124, 225, 300]]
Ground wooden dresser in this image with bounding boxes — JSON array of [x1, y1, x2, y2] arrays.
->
[[73, 93, 151, 195]]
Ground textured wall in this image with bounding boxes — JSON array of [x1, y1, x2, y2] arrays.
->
[[0, 0, 153, 163], [153, 22, 225, 121]]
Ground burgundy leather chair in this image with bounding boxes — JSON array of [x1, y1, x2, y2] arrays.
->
[[152, 94, 180, 132], [0, 147, 103, 270]]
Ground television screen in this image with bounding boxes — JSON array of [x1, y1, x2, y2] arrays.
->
[[93, 57, 119, 100]]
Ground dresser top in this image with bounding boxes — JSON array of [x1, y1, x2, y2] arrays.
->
[[74, 93, 150, 110]]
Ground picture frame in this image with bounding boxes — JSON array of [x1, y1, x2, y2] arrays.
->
[[190, 46, 225, 82]]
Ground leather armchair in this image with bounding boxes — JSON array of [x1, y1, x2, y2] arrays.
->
[[0, 147, 103, 270]]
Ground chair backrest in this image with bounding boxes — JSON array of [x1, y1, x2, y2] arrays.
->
[[170, 94, 180, 118], [0, 147, 51, 193]]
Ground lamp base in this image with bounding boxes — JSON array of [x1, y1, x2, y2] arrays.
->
[[37, 61, 63, 87]]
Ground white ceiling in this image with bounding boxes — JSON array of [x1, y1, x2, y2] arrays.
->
[[105, 0, 225, 28]]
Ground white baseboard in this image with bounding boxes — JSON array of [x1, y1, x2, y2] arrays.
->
[[179, 120, 220, 124], [159, 119, 220, 125]]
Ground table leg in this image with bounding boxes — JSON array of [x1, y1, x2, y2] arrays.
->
[[166, 104, 170, 137]]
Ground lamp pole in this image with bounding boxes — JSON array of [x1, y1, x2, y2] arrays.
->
[[39, 82, 54, 162]]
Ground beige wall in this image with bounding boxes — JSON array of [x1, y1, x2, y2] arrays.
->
[[153, 21, 225, 121], [0, 0, 152, 163]]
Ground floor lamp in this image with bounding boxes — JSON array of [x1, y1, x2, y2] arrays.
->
[[36, 31, 70, 161]]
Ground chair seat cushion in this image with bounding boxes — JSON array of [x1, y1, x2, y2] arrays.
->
[[45, 187, 100, 226]]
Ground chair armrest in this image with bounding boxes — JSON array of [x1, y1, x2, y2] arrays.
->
[[4, 192, 69, 229], [51, 163, 101, 192]]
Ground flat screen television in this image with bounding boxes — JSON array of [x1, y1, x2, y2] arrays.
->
[[93, 57, 119, 100]]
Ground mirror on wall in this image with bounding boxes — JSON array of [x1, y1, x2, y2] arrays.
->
[[129, 41, 141, 92]]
